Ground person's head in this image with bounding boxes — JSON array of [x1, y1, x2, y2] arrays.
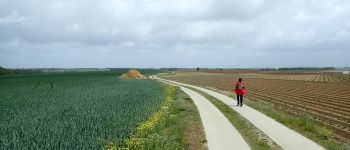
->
[[238, 78, 243, 82]]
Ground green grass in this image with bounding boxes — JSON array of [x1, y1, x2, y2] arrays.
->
[[123, 86, 207, 150], [188, 87, 281, 150], [0, 72, 166, 149], [243, 98, 350, 150]]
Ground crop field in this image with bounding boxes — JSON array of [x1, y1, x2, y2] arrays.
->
[[163, 71, 350, 141], [0, 72, 166, 149], [205, 70, 350, 84]]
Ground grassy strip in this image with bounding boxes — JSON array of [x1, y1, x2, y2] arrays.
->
[[125, 86, 176, 150], [243, 98, 350, 150], [188, 87, 281, 150], [110, 85, 207, 150], [179, 89, 208, 150]]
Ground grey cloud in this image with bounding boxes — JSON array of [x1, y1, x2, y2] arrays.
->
[[0, 0, 350, 68]]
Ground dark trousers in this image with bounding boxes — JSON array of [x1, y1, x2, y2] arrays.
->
[[237, 95, 244, 106]]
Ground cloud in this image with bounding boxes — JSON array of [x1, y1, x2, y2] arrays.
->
[[0, 0, 350, 68], [0, 11, 30, 25]]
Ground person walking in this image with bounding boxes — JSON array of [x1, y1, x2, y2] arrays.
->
[[235, 78, 246, 107]]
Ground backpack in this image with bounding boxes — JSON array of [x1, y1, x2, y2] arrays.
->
[[237, 83, 243, 90]]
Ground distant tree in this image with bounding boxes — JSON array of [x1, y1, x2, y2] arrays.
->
[[196, 67, 200, 71], [164, 68, 177, 71], [260, 68, 277, 71], [11, 69, 42, 74], [0, 67, 12, 75]]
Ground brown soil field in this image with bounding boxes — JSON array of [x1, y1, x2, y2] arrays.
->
[[202, 70, 350, 84], [163, 71, 350, 140]]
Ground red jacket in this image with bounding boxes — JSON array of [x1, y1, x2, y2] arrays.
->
[[235, 81, 246, 96]]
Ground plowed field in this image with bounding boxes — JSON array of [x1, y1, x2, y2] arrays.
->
[[163, 72, 350, 140]]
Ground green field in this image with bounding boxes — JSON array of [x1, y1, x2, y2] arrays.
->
[[0, 72, 166, 149]]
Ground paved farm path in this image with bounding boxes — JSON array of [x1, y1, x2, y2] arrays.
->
[[154, 76, 251, 150], [154, 76, 325, 150]]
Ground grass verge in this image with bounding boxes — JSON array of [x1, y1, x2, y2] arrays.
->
[[178, 88, 208, 150], [111, 85, 207, 150], [188, 87, 282, 150]]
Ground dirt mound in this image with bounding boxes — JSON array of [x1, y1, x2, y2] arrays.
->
[[121, 69, 146, 79]]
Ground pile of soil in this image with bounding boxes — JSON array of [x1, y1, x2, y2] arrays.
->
[[120, 69, 146, 79]]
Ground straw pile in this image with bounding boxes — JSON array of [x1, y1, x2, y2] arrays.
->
[[120, 69, 146, 79]]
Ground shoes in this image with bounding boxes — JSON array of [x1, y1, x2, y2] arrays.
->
[[236, 104, 239, 106], [240, 105, 243, 107]]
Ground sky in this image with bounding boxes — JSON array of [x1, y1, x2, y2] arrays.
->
[[0, 0, 350, 68]]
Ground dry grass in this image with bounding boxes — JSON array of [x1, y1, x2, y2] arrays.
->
[[182, 96, 208, 150], [120, 69, 146, 79]]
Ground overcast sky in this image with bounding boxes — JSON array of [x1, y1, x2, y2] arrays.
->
[[0, 0, 349, 68]]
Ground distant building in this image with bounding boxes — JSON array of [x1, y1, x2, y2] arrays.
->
[[343, 71, 349, 75]]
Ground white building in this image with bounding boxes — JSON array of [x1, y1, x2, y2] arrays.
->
[[342, 71, 349, 75]]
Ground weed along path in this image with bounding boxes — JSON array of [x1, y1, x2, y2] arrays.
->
[[154, 76, 325, 150], [153, 77, 251, 150]]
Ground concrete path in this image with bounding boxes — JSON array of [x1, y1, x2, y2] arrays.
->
[[156, 78, 251, 150], [154, 76, 325, 150]]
